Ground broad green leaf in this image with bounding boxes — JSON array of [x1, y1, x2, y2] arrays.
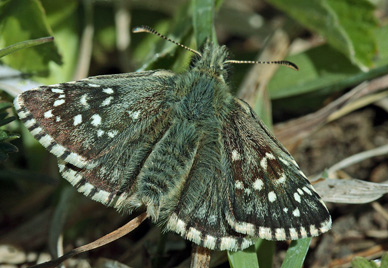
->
[[268, 24, 388, 100], [267, 0, 378, 70], [326, 0, 378, 69], [0, 0, 62, 74], [281, 238, 311, 268]]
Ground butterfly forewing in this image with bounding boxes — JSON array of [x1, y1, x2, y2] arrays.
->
[[15, 70, 177, 207], [223, 99, 331, 241]]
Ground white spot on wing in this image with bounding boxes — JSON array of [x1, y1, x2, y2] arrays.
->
[[253, 179, 264, 191], [279, 157, 290, 166], [310, 225, 319, 236], [186, 227, 202, 243], [203, 235, 217, 249], [277, 173, 286, 184], [97, 129, 105, 137], [51, 88, 64, 93], [289, 228, 299, 239], [300, 227, 307, 237], [231, 149, 241, 161], [127, 110, 141, 120], [44, 110, 53, 118], [53, 99, 65, 107], [73, 114, 82, 126], [80, 94, 89, 107], [235, 181, 244, 189], [91, 114, 102, 126], [103, 87, 114, 94], [107, 130, 118, 138], [101, 96, 114, 106], [220, 237, 237, 250], [268, 191, 277, 202], [88, 83, 100, 87], [302, 186, 312, 195], [294, 192, 301, 203], [258, 227, 272, 240], [293, 208, 300, 217], [275, 228, 286, 240]]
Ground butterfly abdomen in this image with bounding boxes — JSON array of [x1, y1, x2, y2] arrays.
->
[[137, 119, 201, 220]]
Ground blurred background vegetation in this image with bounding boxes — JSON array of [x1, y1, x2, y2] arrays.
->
[[1, 0, 388, 267]]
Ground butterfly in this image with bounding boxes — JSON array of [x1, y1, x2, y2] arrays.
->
[[14, 25, 331, 251]]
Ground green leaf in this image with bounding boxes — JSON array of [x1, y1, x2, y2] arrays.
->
[[381, 253, 388, 267], [192, 0, 216, 47], [351, 256, 379, 268], [227, 239, 275, 268], [228, 244, 260, 268], [0, 0, 62, 75], [281, 238, 311, 268], [256, 239, 275, 268], [268, 22, 388, 100], [267, 0, 378, 70], [0, 36, 54, 58]]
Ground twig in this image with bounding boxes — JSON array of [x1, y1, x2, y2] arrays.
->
[[30, 213, 149, 268], [372, 202, 388, 223], [190, 245, 212, 268]]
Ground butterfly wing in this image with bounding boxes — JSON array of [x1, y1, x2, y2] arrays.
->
[[165, 97, 331, 251], [14, 70, 177, 208], [165, 125, 255, 251], [222, 98, 331, 241]]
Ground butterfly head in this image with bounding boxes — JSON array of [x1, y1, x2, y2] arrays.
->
[[191, 42, 230, 81]]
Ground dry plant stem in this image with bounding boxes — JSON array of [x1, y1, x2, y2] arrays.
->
[[30, 213, 149, 268], [237, 29, 291, 105], [274, 73, 388, 149], [114, 0, 132, 72], [372, 202, 388, 222], [190, 245, 212, 268], [329, 242, 388, 267], [327, 144, 388, 175], [73, 0, 94, 80]]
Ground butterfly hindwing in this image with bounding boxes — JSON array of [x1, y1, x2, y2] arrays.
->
[[165, 125, 255, 251], [222, 98, 331, 241]]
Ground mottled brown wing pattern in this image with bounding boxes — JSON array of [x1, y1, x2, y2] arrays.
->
[[15, 70, 176, 209], [223, 98, 331, 241]]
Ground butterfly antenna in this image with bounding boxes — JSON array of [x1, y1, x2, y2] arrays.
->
[[224, 60, 299, 71], [133, 25, 202, 57]]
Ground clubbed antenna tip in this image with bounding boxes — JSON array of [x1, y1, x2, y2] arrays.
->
[[224, 60, 299, 71]]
